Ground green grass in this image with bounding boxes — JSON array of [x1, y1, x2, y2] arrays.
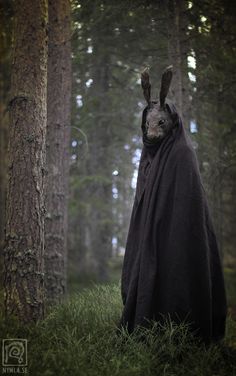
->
[[1, 283, 236, 376]]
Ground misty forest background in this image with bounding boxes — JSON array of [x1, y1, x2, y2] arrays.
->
[[0, 0, 236, 334], [0, 0, 236, 318]]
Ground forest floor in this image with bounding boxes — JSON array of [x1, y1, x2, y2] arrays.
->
[[1, 269, 236, 375]]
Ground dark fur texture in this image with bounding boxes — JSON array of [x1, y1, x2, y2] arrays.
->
[[141, 66, 174, 141]]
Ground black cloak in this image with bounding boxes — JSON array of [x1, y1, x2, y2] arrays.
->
[[118, 101, 227, 344]]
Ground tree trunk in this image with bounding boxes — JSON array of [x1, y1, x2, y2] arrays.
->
[[3, 0, 48, 322], [0, 1, 12, 287], [89, 57, 113, 282], [167, 0, 190, 128], [167, 0, 182, 114], [45, 0, 71, 304]]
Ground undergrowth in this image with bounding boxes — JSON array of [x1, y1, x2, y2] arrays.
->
[[1, 283, 236, 375]]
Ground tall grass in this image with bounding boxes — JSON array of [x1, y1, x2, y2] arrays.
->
[[1, 283, 236, 375]]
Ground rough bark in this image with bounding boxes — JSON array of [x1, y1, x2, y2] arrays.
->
[[3, 0, 48, 322], [0, 1, 12, 286], [45, 0, 71, 304]]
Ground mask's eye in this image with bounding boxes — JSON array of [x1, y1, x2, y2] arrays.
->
[[158, 119, 165, 126], [146, 120, 149, 127]]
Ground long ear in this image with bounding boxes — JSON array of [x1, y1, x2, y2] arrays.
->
[[141, 68, 151, 106], [159, 65, 173, 107]]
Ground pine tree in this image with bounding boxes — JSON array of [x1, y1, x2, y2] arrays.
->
[[4, 0, 48, 321], [45, 0, 72, 304]]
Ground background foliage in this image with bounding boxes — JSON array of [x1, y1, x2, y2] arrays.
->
[[68, 0, 236, 294]]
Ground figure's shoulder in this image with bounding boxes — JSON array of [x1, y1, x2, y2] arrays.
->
[[170, 140, 199, 169], [168, 142, 199, 175]]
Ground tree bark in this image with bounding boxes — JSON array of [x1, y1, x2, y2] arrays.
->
[[45, 0, 71, 304], [167, 0, 190, 128], [3, 0, 48, 321], [0, 1, 12, 287], [167, 0, 182, 114]]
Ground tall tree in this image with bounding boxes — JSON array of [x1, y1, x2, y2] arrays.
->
[[166, 0, 191, 127], [45, 0, 72, 303], [0, 0, 12, 285], [190, 0, 236, 258], [3, 0, 48, 321]]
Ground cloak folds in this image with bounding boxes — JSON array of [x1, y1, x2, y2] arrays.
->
[[118, 101, 227, 344]]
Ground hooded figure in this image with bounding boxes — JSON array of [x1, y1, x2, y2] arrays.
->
[[118, 66, 227, 345]]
